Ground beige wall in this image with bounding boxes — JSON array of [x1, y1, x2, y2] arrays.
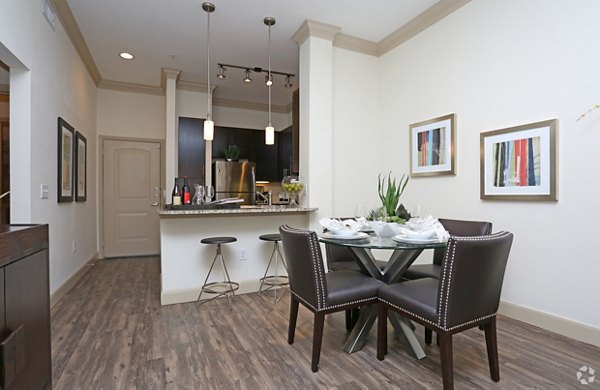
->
[[1, 0, 98, 294], [377, 0, 600, 329]]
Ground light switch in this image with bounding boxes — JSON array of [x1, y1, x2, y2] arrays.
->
[[40, 184, 49, 199]]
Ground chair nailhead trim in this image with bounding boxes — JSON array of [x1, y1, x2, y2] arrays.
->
[[438, 231, 511, 328], [293, 292, 376, 312], [380, 298, 496, 331], [307, 232, 327, 310]]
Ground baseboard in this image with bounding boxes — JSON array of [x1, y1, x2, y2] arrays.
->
[[50, 253, 97, 308], [161, 279, 270, 306], [499, 300, 600, 347]]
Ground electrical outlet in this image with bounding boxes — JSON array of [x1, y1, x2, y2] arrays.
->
[[240, 248, 247, 261], [72, 240, 77, 253]]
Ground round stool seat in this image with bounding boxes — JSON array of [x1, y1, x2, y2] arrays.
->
[[201, 236, 237, 245], [259, 233, 281, 242]]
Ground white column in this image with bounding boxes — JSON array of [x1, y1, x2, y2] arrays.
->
[[293, 21, 340, 227], [162, 68, 181, 192]]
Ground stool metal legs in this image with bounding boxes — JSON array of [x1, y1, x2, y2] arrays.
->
[[197, 243, 240, 308], [259, 241, 289, 303]]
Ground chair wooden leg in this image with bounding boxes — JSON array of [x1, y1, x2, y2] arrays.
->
[[312, 313, 325, 372], [351, 307, 360, 328], [438, 331, 454, 390], [288, 295, 299, 344], [345, 310, 352, 331], [425, 328, 432, 345], [377, 303, 387, 360], [484, 317, 500, 382]]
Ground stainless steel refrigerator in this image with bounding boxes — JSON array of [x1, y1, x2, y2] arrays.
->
[[213, 161, 256, 204]]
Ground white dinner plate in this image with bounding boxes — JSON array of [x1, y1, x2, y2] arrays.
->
[[392, 234, 441, 244], [321, 232, 369, 240]]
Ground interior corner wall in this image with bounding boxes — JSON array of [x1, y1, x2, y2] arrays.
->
[[331, 47, 382, 216], [0, 0, 98, 294], [377, 0, 600, 329]]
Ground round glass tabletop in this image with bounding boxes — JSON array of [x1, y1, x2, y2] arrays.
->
[[318, 234, 446, 250]]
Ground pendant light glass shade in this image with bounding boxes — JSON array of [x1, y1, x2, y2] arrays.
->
[[203, 2, 215, 140], [204, 119, 214, 140], [265, 126, 274, 145]]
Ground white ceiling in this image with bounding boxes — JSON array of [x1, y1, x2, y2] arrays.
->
[[66, 0, 439, 106]]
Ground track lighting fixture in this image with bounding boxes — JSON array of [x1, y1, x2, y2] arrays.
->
[[243, 69, 252, 83], [217, 65, 226, 79], [216, 63, 293, 88]]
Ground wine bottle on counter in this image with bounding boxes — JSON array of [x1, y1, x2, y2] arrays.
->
[[182, 176, 191, 204], [171, 178, 181, 206]]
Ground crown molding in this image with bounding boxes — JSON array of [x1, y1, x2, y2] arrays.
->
[[333, 33, 379, 57], [160, 68, 181, 92], [49, 0, 102, 85], [98, 80, 164, 95], [213, 98, 290, 114], [377, 0, 472, 55], [177, 81, 216, 94], [292, 20, 341, 45]]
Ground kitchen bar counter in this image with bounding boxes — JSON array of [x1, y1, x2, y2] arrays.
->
[[159, 205, 317, 305], [158, 205, 317, 216]]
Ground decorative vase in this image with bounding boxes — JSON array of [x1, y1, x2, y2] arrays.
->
[[281, 175, 305, 207]]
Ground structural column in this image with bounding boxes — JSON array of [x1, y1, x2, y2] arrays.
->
[[292, 21, 340, 227], [162, 68, 181, 195]]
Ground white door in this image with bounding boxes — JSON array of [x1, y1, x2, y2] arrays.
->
[[103, 139, 161, 257]]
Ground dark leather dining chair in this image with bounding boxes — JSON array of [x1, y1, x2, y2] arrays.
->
[[377, 231, 514, 390], [403, 218, 493, 280], [279, 225, 384, 372], [403, 218, 493, 344]]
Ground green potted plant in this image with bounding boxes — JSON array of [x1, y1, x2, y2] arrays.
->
[[369, 172, 411, 223], [223, 144, 241, 161]]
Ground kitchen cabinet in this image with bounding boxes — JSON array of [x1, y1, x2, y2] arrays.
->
[[0, 224, 51, 389]]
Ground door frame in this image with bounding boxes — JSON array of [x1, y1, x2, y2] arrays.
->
[[98, 135, 165, 259]]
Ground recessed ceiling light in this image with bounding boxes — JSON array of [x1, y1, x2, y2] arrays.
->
[[119, 52, 134, 60]]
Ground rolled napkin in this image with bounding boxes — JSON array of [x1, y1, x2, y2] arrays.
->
[[399, 216, 450, 242], [319, 218, 362, 233]]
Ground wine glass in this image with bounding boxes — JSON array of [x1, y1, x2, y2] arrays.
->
[[204, 185, 215, 203], [192, 184, 205, 205], [354, 204, 366, 220], [370, 207, 388, 240]]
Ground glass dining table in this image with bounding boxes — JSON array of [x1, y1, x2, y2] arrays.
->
[[318, 233, 446, 359]]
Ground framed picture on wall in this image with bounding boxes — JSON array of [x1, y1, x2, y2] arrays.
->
[[409, 113, 456, 177], [480, 119, 557, 200], [75, 131, 87, 202], [57, 117, 74, 202]]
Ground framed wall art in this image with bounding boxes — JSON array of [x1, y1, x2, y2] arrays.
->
[[75, 131, 87, 202], [410, 113, 456, 177], [480, 119, 557, 200], [57, 117, 74, 202]]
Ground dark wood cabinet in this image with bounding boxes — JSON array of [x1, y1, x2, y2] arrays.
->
[[178, 117, 292, 182], [0, 224, 51, 389]]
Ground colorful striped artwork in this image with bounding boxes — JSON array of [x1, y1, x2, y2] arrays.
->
[[492, 136, 541, 187], [417, 127, 446, 167]]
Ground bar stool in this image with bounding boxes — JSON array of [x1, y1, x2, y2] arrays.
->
[[197, 236, 239, 308], [258, 233, 289, 303]]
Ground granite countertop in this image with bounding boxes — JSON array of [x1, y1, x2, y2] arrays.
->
[[158, 205, 318, 216]]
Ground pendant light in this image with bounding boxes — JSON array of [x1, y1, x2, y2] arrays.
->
[[264, 16, 275, 145], [202, 2, 215, 140]]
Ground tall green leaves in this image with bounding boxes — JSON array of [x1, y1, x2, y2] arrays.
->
[[377, 172, 409, 217]]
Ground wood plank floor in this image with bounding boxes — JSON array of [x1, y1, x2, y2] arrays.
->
[[51, 257, 600, 389]]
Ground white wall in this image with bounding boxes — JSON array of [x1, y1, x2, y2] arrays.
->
[[0, 0, 98, 294], [176, 89, 291, 130], [378, 0, 600, 329], [332, 47, 383, 216]]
